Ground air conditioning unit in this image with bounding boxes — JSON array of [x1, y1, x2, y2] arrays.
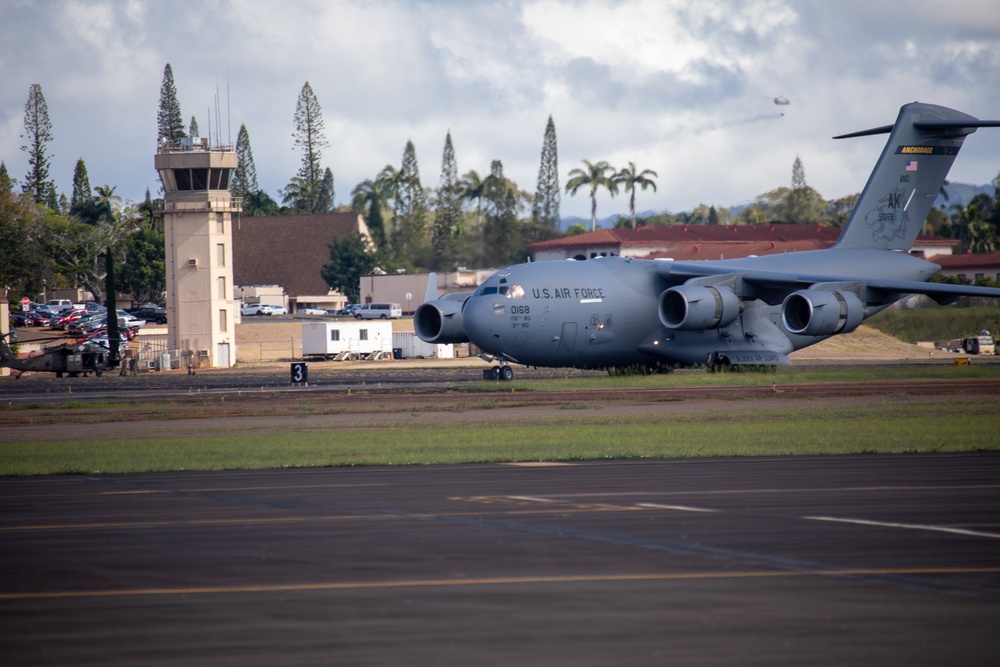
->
[[188, 258, 198, 267], [198, 349, 209, 357]]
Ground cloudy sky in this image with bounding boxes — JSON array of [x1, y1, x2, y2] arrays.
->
[[2, 0, 999, 220]]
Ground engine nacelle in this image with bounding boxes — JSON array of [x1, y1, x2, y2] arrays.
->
[[659, 285, 742, 331], [414, 297, 469, 344], [782, 290, 865, 336]]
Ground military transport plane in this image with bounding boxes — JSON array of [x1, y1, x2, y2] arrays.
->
[[415, 102, 1000, 380]]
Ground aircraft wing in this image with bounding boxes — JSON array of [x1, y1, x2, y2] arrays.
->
[[657, 261, 844, 291], [864, 279, 1000, 305], [656, 260, 1000, 304]]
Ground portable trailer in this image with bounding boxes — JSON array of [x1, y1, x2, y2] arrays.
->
[[302, 321, 393, 360]]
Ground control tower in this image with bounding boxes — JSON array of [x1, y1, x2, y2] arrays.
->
[[155, 138, 241, 368]]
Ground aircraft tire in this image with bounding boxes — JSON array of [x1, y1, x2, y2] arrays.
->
[[500, 366, 514, 381], [95, 368, 102, 377]]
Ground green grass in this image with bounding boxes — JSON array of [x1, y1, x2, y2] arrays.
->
[[866, 307, 1000, 343], [482, 363, 1000, 392], [4, 398, 998, 475]]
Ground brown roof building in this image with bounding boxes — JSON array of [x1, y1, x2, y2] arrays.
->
[[933, 251, 1000, 284], [232, 213, 372, 311], [525, 224, 958, 262]]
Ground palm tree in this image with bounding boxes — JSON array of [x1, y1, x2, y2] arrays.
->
[[459, 170, 486, 229], [615, 162, 658, 228], [280, 176, 319, 213], [565, 160, 617, 232], [351, 165, 399, 247], [94, 184, 123, 219]]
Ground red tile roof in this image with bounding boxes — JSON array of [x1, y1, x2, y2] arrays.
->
[[526, 224, 843, 252], [933, 251, 1000, 270], [527, 223, 956, 261]]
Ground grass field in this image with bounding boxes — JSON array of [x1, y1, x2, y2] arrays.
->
[[866, 306, 1000, 343], [3, 365, 998, 475]]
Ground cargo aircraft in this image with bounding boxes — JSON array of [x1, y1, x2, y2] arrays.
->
[[415, 102, 1000, 380]]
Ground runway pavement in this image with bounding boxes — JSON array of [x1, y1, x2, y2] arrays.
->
[[2, 454, 999, 665]]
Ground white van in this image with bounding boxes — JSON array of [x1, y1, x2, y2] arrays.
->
[[355, 302, 402, 320], [46, 299, 73, 310]]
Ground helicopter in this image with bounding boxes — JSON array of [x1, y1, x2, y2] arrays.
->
[[0, 331, 114, 378]]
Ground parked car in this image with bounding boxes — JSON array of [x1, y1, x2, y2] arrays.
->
[[129, 305, 167, 324], [241, 303, 286, 316], [50, 310, 87, 330], [339, 304, 362, 317], [26, 311, 52, 327], [355, 302, 402, 320], [68, 312, 105, 334], [298, 307, 327, 315], [116, 310, 146, 328], [241, 303, 266, 316]]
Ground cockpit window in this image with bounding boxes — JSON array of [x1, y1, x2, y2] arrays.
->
[[499, 285, 525, 299], [480, 286, 498, 296]]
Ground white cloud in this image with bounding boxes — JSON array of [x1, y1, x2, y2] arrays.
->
[[0, 0, 997, 219]]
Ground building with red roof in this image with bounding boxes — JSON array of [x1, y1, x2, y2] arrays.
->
[[525, 224, 958, 262]]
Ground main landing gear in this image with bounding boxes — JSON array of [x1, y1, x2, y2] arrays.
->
[[483, 362, 514, 381]]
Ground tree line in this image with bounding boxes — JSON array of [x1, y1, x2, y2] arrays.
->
[[4, 66, 1000, 307]]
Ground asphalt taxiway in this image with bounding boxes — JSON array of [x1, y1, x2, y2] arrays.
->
[[2, 454, 999, 665]]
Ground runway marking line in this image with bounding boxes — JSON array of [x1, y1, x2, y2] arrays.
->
[[3, 567, 999, 602], [804, 516, 1000, 540], [637, 503, 718, 513], [97, 483, 387, 496]]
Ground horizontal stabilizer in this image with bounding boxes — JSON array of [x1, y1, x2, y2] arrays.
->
[[833, 124, 894, 140]]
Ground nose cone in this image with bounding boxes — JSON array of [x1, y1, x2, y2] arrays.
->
[[462, 296, 500, 354]]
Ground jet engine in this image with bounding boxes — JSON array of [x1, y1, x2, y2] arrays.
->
[[413, 295, 470, 344], [782, 290, 865, 336], [659, 285, 742, 331]]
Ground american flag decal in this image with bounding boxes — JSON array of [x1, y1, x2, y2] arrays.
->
[[905, 160, 918, 172]]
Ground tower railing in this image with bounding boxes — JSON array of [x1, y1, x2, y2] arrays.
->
[[154, 197, 243, 213]]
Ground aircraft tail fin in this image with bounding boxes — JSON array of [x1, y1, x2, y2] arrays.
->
[[834, 102, 1000, 251], [424, 272, 438, 303]]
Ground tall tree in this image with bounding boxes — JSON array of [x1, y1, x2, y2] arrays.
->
[[483, 160, 521, 265], [532, 115, 561, 228], [565, 160, 617, 232], [0, 161, 14, 194], [784, 156, 824, 223], [317, 167, 335, 213], [21, 83, 58, 208], [290, 81, 328, 189], [157, 64, 186, 144], [392, 140, 428, 261], [188, 115, 199, 138], [70, 159, 92, 216], [431, 132, 463, 271], [232, 123, 259, 201], [614, 161, 658, 228]]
